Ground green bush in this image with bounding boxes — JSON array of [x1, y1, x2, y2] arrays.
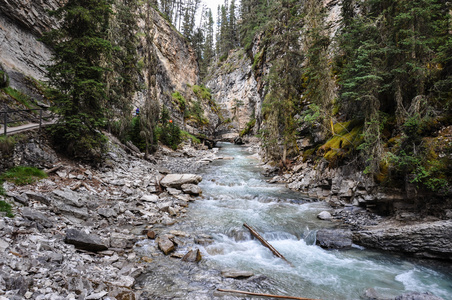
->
[[240, 119, 256, 137], [128, 116, 146, 151], [0, 166, 47, 186], [181, 130, 200, 144], [0, 200, 13, 218], [172, 91, 186, 112]]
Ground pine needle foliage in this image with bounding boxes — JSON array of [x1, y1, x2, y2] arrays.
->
[[43, 0, 114, 162]]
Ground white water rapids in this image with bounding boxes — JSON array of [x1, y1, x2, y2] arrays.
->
[[178, 143, 452, 300]]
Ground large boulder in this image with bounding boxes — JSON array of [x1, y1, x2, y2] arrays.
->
[[316, 229, 353, 249], [65, 229, 108, 252], [160, 174, 202, 189]]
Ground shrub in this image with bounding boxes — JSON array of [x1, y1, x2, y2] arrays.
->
[[0, 200, 13, 218], [0, 69, 9, 88], [0, 135, 16, 154], [0, 166, 47, 186], [172, 91, 186, 112]]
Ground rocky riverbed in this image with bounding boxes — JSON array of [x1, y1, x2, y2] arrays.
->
[[0, 136, 269, 299]]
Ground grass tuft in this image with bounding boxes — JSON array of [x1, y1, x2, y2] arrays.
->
[[1, 166, 47, 186]]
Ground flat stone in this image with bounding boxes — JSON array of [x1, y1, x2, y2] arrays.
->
[[0, 238, 9, 252], [52, 189, 83, 207], [158, 236, 175, 255], [54, 202, 89, 220], [221, 270, 254, 279], [65, 229, 108, 252], [181, 184, 202, 196], [86, 291, 108, 300], [395, 292, 444, 300], [182, 249, 202, 263], [24, 191, 51, 205], [6, 192, 28, 206], [167, 187, 182, 195], [160, 174, 202, 189], [317, 211, 332, 221], [141, 194, 159, 202], [98, 207, 117, 218], [21, 208, 54, 228]]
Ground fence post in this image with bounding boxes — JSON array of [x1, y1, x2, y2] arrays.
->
[[39, 109, 43, 131], [3, 111, 6, 136]]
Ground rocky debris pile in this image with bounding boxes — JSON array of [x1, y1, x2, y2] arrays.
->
[[0, 138, 216, 299]]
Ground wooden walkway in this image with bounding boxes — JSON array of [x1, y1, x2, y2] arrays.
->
[[0, 120, 55, 136]]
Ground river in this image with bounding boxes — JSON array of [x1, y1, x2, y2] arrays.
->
[[138, 142, 452, 299]]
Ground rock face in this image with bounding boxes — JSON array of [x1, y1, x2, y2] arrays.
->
[[353, 220, 452, 260], [206, 50, 261, 139]]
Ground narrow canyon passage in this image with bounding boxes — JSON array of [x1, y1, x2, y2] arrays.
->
[[140, 143, 452, 300]]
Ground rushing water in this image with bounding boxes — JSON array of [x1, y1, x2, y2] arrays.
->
[[167, 142, 452, 300]]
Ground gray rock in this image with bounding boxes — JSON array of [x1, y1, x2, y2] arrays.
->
[[181, 184, 202, 196], [54, 202, 89, 220], [98, 207, 117, 218], [65, 229, 108, 252], [6, 192, 28, 206], [158, 236, 175, 255], [24, 191, 51, 205], [167, 187, 182, 195], [316, 229, 353, 249], [141, 194, 159, 202], [160, 174, 202, 189], [0, 238, 9, 252], [52, 189, 83, 207], [221, 270, 254, 279], [21, 208, 54, 228], [353, 220, 452, 260], [395, 292, 444, 300], [317, 211, 332, 220]]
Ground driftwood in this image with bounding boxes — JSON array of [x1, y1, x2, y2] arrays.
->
[[243, 223, 293, 266], [217, 288, 321, 300], [45, 165, 62, 174]]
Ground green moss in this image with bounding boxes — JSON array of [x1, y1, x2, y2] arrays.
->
[[0, 166, 47, 186], [2, 87, 36, 109], [319, 125, 364, 163], [181, 130, 200, 144]]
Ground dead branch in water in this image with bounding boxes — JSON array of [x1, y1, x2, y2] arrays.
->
[[217, 288, 321, 300]]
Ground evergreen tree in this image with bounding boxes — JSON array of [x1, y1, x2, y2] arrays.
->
[[200, 8, 214, 78], [44, 0, 113, 161], [261, 0, 304, 162], [107, 0, 140, 140]]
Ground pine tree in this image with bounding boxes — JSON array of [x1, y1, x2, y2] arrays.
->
[[44, 0, 113, 161], [107, 0, 140, 140], [261, 0, 304, 162]]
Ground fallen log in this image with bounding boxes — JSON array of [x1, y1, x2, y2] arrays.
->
[[243, 223, 293, 266], [45, 164, 62, 174], [217, 288, 321, 300]]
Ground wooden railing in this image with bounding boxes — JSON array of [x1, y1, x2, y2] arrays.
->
[[1, 109, 48, 135]]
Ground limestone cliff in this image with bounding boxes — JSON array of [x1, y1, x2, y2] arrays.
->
[[205, 50, 261, 139], [0, 1, 207, 132]]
